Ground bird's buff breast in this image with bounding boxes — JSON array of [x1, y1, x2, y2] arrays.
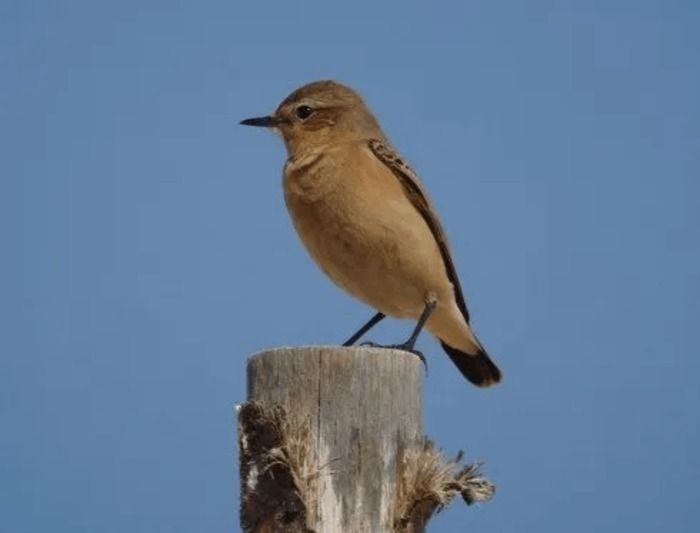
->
[[282, 151, 430, 317]]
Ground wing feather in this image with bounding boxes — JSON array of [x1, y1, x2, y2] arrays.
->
[[368, 139, 471, 323]]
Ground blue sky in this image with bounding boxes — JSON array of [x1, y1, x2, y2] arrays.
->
[[2, 1, 699, 531]]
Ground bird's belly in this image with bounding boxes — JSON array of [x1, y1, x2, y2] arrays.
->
[[284, 179, 450, 319]]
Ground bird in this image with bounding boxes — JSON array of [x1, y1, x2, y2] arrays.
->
[[240, 80, 501, 387]]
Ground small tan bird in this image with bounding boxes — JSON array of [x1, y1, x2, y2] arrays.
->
[[241, 80, 501, 387]]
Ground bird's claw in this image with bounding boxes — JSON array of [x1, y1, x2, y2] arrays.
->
[[360, 341, 428, 373]]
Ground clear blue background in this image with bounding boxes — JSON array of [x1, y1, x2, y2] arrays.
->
[[3, 1, 699, 531]]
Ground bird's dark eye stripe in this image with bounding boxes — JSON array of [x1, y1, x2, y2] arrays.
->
[[295, 105, 314, 120]]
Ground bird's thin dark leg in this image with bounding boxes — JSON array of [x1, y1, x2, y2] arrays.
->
[[342, 312, 386, 346], [401, 300, 437, 352], [361, 300, 437, 370]]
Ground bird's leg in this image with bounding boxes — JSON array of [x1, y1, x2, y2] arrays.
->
[[400, 299, 437, 352], [342, 312, 386, 346], [361, 300, 437, 370]]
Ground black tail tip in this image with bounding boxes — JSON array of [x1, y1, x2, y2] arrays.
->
[[440, 341, 502, 387]]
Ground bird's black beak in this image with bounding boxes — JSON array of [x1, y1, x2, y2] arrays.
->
[[239, 115, 282, 128]]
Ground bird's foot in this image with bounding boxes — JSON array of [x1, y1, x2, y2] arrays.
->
[[360, 341, 428, 372]]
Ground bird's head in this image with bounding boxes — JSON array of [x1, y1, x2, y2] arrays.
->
[[240, 80, 384, 155]]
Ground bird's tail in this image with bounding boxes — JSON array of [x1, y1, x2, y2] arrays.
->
[[440, 340, 502, 387]]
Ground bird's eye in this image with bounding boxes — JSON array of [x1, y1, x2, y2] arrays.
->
[[295, 105, 314, 120]]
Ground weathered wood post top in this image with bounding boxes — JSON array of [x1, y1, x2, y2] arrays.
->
[[237, 346, 494, 533]]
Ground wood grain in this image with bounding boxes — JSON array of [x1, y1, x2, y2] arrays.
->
[[243, 346, 423, 532]]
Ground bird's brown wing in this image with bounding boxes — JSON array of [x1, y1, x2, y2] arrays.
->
[[368, 139, 471, 323]]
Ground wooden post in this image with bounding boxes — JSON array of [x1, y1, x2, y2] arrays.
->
[[237, 346, 494, 533]]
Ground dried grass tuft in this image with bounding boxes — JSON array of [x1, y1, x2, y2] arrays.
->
[[394, 440, 495, 532], [238, 402, 319, 533]]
